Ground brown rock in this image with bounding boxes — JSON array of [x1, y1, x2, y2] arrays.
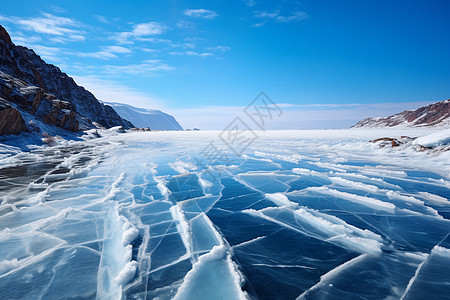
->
[[42, 103, 79, 132], [370, 137, 402, 147], [31, 89, 45, 114], [0, 98, 26, 135], [0, 25, 12, 45]]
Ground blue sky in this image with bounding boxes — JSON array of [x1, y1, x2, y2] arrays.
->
[[1, 0, 450, 129]]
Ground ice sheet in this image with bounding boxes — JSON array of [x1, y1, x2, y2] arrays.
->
[[1, 129, 449, 299]]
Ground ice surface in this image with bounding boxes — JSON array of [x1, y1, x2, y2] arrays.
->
[[306, 186, 396, 213], [1, 129, 450, 299]]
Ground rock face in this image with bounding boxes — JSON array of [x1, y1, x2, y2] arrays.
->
[[0, 26, 12, 45], [0, 25, 133, 135], [0, 70, 80, 133], [352, 99, 450, 128], [105, 102, 183, 131], [0, 97, 26, 135]]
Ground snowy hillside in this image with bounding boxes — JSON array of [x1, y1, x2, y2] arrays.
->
[[352, 99, 450, 128], [106, 102, 183, 131]]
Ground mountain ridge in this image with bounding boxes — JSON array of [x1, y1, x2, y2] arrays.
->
[[105, 102, 183, 131], [352, 99, 450, 128], [0, 25, 133, 136]]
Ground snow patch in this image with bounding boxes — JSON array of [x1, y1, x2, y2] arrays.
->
[[413, 128, 450, 148], [115, 260, 138, 285]]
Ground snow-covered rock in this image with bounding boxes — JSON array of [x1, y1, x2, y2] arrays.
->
[[105, 102, 183, 131]]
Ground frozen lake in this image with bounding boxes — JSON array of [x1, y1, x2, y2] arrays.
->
[[1, 129, 450, 299]]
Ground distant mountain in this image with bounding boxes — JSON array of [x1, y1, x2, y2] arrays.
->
[[0, 25, 133, 136], [352, 99, 450, 128], [106, 102, 183, 131]]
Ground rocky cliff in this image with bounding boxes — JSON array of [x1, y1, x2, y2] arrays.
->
[[0, 25, 133, 135], [352, 99, 450, 128]]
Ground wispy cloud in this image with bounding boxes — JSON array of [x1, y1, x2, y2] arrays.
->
[[244, 0, 257, 7], [276, 11, 308, 23], [169, 51, 214, 57], [101, 60, 174, 76], [177, 20, 195, 29], [76, 51, 118, 60], [15, 36, 131, 61], [254, 11, 279, 18], [133, 37, 177, 47], [116, 22, 167, 44], [206, 45, 230, 52], [103, 45, 132, 54], [9, 38, 65, 63], [253, 10, 308, 27], [0, 13, 86, 42], [139, 47, 158, 53], [29, 45, 65, 62], [71, 75, 166, 110], [183, 9, 218, 20], [168, 45, 229, 58], [10, 33, 42, 44], [94, 15, 110, 24], [183, 42, 196, 49]]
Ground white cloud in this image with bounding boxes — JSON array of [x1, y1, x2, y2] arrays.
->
[[71, 75, 166, 110], [169, 51, 214, 57], [101, 60, 175, 76], [133, 22, 166, 35], [116, 22, 167, 43], [253, 10, 308, 26], [103, 45, 132, 53], [244, 0, 257, 7], [133, 37, 178, 48], [276, 11, 308, 23], [177, 20, 195, 29], [94, 15, 110, 24], [206, 46, 230, 52], [186, 51, 213, 57], [254, 11, 279, 18], [183, 42, 196, 49], [76, 51, 118, 60], [1, 13, 86, 43], [183, 9, 218, 20], [12, 41, 64, 63], [253, 21, 268, 28], [49, 5, 66, 14], [10, 33, 42, 44], [139, 47, 158, 53]]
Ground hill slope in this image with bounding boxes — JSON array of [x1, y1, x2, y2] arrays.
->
[[352, 99, 450, 128], [106, 102, 183, 130]]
